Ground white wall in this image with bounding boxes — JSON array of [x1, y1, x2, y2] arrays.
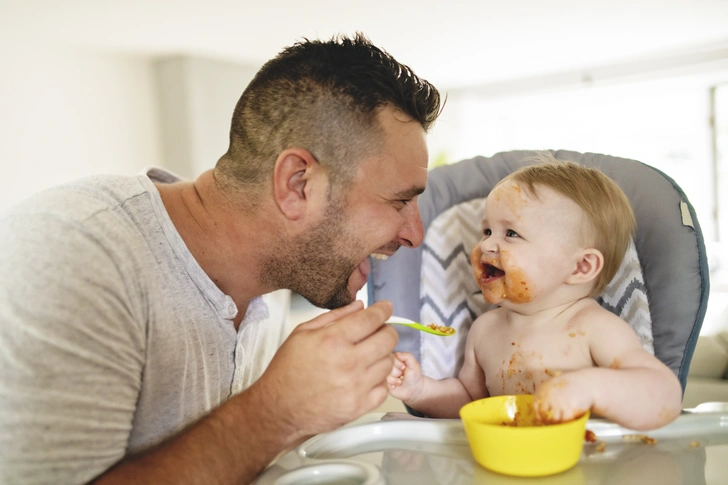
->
[[0, 39, 265, 212], [437, 74, 718, 234], [0, 42, 162, 211], [428, 65, 728, 246], [154, 56, 259, 179]]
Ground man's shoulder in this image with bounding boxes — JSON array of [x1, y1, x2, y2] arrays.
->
[[0, 173, 163, 261], [4, 173, 148, 220]]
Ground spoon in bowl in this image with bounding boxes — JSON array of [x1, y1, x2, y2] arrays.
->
[[386, 317, 457, 336]]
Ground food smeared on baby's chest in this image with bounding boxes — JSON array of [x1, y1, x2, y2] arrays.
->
[[488, 340, 578, 395], [492, 344, 547, 394]]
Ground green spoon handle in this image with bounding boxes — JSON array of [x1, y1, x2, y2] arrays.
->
[[386, 320, 456, 336]]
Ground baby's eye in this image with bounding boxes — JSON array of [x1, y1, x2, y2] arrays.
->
[[483, 228, 492, 236], [506, 229, 519, 238]]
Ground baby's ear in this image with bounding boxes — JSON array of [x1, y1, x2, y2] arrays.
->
[[566, 248, 603, 286]]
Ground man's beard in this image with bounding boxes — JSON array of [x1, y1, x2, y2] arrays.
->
[[261, 198, 365, 309]]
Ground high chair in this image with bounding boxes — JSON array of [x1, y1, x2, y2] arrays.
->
[[368, 150, 710, 413]]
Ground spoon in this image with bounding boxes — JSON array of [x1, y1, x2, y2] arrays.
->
[[386, 317, 456, 336]]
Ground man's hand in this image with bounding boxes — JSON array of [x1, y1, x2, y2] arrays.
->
[[254, 299, 398, 441]]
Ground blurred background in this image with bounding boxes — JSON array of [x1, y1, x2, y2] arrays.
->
[[1, 1, 728, 386]]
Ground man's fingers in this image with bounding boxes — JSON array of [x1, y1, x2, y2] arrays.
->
[[363, 378, 390, 413], [354, 324, 398, 363], [354, 354, 396, 403], [296, 300, 364, 330], [335, 300, 394, 344], [368, 353, 396, 382]]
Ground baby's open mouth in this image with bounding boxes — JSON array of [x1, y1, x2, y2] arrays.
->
[[483, 263, 505, 281]]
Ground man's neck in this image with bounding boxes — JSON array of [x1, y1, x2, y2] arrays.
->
[[156, 169, 275, 330]]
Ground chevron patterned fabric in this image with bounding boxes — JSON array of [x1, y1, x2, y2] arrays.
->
[[596, 238, 654, 354], [419, 198, 654, 380]]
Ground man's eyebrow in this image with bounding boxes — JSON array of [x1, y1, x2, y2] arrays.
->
[[392, 186, 426, 199]]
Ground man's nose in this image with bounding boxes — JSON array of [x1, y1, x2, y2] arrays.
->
[[397, 202, 425, 248]]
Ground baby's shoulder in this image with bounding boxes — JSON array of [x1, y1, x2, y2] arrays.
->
[[469, 307, 504, 334], [474, 306, 505, 324], [572, 298, 624, 324]]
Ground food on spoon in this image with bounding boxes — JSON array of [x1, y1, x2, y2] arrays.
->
[[426, 323, 456, 335], [585, 429, 598, 443]]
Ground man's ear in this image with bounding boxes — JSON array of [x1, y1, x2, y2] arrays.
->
[[272, 148, 325, 221], [566, 248, 604, 286]]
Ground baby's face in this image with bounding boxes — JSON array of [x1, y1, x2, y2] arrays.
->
[[470, 181, 586, 306]]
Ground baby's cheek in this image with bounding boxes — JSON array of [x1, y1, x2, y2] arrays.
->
[[505, 267, 533, 303], [500, 252, 534, 303], [482, 280, 506, 304], [470, 246, 483, 279], [470, 246, 482, 268]]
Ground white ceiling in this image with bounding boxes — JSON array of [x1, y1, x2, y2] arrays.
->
[[3, 0, 728, 90]]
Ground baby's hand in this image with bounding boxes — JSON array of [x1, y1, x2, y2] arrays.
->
[[533, 372, 595, 424], [386, 351, 424, 402]]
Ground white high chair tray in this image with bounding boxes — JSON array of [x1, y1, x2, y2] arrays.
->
[[255, 406, 728, 485]]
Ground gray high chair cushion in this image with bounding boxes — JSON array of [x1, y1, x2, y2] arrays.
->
[[368, 150, 709, 393]]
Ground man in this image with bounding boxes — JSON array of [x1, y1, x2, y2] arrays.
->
[[0, 33, 441, 484]]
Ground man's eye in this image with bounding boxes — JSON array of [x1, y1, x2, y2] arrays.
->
[[506, 229, 519, 238], [393, 199, 412, 210]]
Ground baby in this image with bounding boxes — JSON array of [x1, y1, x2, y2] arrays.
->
[[388, 158, 683, 430]]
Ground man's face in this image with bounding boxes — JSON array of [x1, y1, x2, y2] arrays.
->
[[470, 181, 586, 307], [285, 106, 429, 309]]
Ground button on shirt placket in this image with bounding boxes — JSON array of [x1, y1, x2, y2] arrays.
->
[[220, 297, 242, 395]]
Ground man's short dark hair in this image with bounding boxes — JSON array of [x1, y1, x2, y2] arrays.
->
[[216, 32, 442, 194]]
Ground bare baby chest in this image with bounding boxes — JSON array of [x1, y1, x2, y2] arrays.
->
[[479, 329, 593, 396]]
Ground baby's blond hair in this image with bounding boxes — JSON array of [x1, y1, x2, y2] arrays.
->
[[496, 153, 636, 296]]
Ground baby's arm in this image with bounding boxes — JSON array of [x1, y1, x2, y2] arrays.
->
[[387, 322, 489, 418], [534, 311, 682, 430]]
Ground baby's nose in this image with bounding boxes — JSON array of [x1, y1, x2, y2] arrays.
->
[[481, 237, 499, 253]]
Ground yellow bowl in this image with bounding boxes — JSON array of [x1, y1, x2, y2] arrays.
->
[[460, 395, 589, 477]]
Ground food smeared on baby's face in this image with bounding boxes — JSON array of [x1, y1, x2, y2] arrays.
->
[[471, 247, 535, 304], [470, 182, 536, 305]]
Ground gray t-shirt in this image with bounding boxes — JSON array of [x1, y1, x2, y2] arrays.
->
[[0, 168, 286, 484]]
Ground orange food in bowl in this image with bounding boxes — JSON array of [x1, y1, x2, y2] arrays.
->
[[460, 394, 589, 477]]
